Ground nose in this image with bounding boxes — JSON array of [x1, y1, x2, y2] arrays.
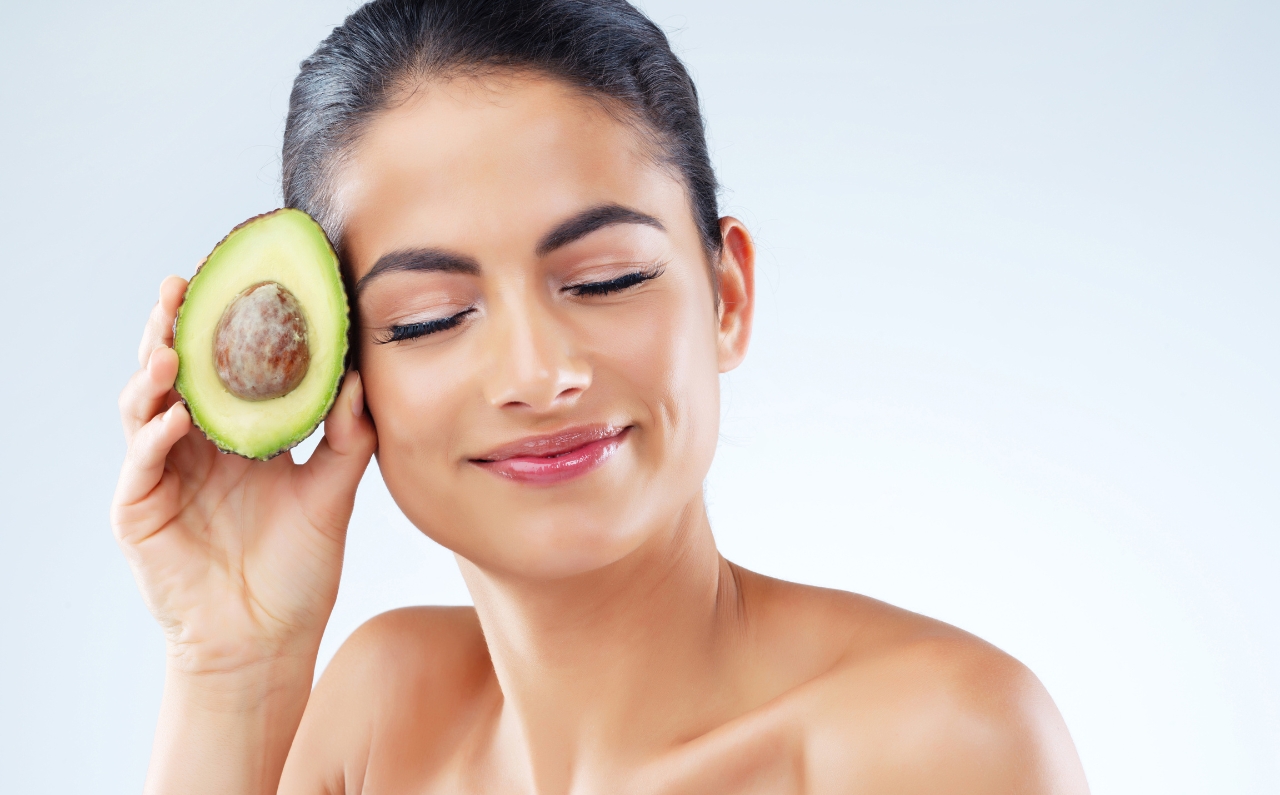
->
[[481, 292, 591, 412]]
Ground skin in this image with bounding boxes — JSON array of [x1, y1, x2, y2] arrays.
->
[[112, 73, 1090, 794]]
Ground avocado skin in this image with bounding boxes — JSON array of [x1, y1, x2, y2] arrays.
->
[[173, 208, 350, 461]]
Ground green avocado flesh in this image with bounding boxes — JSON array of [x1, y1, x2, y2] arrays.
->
[[173, 209, 348, 460]]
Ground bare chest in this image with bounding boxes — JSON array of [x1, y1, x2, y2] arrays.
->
[[355, 701, 807, 795]]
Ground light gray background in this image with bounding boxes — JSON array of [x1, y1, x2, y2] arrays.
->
[[1, 1, 1275, 792]]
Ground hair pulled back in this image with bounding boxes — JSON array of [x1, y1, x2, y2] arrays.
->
[[283, 0, 720, 260]]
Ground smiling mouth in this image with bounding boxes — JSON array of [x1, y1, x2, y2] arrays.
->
[[470, 425, 631, 485]]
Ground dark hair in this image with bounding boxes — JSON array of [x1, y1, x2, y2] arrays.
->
[[282, 0, 721, 269]]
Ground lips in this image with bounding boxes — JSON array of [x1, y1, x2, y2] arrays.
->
[[470, 424, 630, 485]]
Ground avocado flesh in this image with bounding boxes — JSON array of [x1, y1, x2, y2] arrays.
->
[[174, 209, 348, 460]]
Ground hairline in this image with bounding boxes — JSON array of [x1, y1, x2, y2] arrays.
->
[[298, 65, 721, 270]]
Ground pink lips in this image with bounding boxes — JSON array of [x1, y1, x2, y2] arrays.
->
[[470, 425, 630, 485]]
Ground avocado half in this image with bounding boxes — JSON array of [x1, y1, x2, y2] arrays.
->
[[173, 209, 349, 460]]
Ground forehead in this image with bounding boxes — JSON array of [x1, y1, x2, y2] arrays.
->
[[334, 74, 686, 275]]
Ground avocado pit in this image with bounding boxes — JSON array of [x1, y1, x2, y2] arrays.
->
[[213, 281, 311, 401]]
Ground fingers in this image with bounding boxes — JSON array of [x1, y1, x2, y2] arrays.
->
[[138, 275, 188, 368], [113, 402, 192, 525], [119, 346, 180, 442], [297, 372, 377, 532], [123, 275, 186, 442], [309, 371, 377, 465]]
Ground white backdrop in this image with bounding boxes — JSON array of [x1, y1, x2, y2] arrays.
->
[[1, 1, 1275, 792]]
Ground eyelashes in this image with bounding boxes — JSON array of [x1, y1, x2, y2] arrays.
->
[[375, 264, 665, 345], [564, 263, 665, 296], [375, 308, 476, 344]]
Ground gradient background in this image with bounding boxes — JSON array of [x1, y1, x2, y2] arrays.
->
[[1, 1, 1275, 792]]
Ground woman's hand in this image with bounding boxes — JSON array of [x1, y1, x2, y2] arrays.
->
[[111, 275, 378, 677]]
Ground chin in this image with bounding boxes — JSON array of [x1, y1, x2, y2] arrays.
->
[[382, 477, 653, 583], [380, 427, 709, 581], [494, 524, 650, 578], [468, 501, 657, 581]]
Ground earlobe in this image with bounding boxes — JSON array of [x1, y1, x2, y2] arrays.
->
[[715, 217, 756, 373]]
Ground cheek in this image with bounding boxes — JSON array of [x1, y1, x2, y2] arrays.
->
[[592, 284, 722, 478], [360, 341, 473, 479]]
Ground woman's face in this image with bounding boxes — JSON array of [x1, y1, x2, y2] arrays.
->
[[336, 74, 751, 579]]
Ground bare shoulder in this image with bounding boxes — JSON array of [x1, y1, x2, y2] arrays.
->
[[280, 606, 493, 795], [320, 605, 489, 690], [740, 570, 1089, 794]]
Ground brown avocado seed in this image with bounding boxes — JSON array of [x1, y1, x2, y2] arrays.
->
[[213, 281, 311, 401]]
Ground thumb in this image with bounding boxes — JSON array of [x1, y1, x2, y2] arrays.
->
[[297, 371, 377, 527]]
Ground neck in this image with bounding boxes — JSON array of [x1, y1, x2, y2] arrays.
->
[[457, 493, 748, 790]]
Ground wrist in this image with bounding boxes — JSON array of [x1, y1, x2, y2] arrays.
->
[[163, 649, 317, 714], [147, 654, 315, 795], [162, 625, 324, 675]]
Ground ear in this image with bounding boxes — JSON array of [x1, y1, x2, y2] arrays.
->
[[714, 217, 756, 373]]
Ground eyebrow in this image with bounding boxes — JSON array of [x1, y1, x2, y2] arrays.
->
[[355, 248, 481, 294], [355, 203, 664, 294], [535, 203, 665, 257]]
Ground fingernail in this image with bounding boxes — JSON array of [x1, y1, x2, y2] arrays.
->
[[148, 345, 171, 375], [350, 372, 364, 418]]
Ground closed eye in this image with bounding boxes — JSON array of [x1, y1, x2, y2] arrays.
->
[[375, 308, 476, 344], [565, 264, 665, 297]]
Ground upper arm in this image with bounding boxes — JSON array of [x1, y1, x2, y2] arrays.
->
[[277, 617, 388, 795], [806, 637, 1089, 795], [278, 606, 489, 795], [918, 650, 1090, 795]]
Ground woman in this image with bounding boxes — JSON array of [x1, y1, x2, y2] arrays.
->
[[112, 1, 1089, 792]]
